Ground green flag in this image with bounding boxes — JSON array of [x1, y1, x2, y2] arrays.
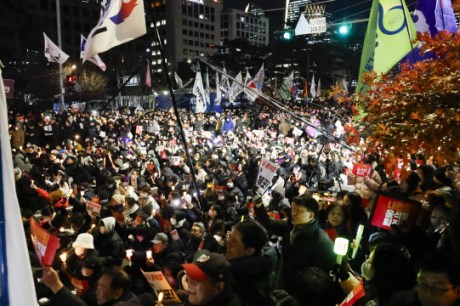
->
[[280, 71, 294, 101], [356, 0, 418, 96]]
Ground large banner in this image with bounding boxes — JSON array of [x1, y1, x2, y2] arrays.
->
[[369, 193, 421, 231], [29, 217, 60, 266], [256, 159, 278, 195], [141, 270, 182, 304]]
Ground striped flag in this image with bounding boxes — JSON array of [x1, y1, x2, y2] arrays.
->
[[80, 34, 107, 71], [43, 33, 69, 64], [83, 0, 146, 61], [0, 66, 38, 306]]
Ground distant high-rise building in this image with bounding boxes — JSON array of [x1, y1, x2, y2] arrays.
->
[[221, 4, 269, 47], [285, 0, 311, 28], [149, 0, 223, 71]]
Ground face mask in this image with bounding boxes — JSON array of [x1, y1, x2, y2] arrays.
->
[[361, 259, 375, 280], [218, 195, 225, 201], [227, 183, 234, 188], [170, 218, 177, 226]]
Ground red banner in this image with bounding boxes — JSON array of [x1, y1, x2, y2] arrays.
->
[[352, 163, 371, 177], [29, 218, 60, 266], [3, 79, 15, 99], [370, 194, 421, 231]]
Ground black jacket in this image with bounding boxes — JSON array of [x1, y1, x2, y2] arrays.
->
[[229, 255, 272, 306], [255, 205, 335, 299]]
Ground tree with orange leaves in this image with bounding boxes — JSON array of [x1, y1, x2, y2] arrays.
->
[[351, 29, 460, 165]]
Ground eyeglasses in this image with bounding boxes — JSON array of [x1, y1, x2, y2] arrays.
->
[[417, 280, 454, 296]]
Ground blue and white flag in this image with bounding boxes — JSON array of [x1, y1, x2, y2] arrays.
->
[[229, 71, 243, 102], [80, 34, 107, 71], [83, 0, 146, 61], [0, 66, 38, 306], [407, 0, 457, 63], [253, 63, 265, 91]]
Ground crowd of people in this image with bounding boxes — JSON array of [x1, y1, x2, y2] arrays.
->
[[8, 101, 460, 306]]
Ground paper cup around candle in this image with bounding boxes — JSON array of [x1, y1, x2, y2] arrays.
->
[[126, 249, 134, 259], [60, 252, 67, 262], [146, 250, 152, 259]]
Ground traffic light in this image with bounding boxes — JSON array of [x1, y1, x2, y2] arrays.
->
[[281, 29, 294, 41], [66, 74, 76, 85], [337, 24, 351, 36]]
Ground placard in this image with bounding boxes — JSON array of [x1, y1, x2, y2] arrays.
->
[[370, 193, 421, 231], [169, 156, 181, 167], [352, 163, 371, 177], [256, 159, 278, 195], [141, 270, 182, 304], [68, 274, 90, 296], [86, 201, 101, 219], [340, 280, 365, 306], [136, 125, 143, 135], [29, 217, 60, 266]]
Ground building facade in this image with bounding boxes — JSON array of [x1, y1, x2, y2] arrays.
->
[[149, 0, 223, 72], [221, 4, 269, 47]]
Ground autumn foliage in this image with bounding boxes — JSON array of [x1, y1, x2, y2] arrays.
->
[[351, 30, 460, 164]]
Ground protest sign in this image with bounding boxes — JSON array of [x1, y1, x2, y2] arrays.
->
[[352, 163, 372, 177], [370, 193, 421, 231], [141, 270, 182, 304], [256, 159, 278, 195], [340, 280, 365, 306], [135, 125, 143, 135], [68, 274, 90, 296], [29, 217, 60, 266], [201, 131, 212, 139], [169, 156, 181, 166], [86, 201, 101, 219]]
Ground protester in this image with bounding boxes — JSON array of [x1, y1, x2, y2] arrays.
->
[[182, 250, 241, 306]]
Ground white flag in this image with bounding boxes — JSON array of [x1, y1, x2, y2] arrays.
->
[[0, 66, 38, 306], [174, 72, 183, 89], [192, 71, 206, 113], [342, 79, 348, 94], [229, 71, 243, 102], [310, 74, 316, 98], [214, 70, 221, 106], [219, 67, 230, 93], [244, 70, 259, 102], [317, 79, 321, 97], [80, 35, 107, 71], [83, 0, 146, 61], [43, 33, 69, 64]]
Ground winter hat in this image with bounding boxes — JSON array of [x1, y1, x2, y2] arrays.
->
[[152, 232, 169, 245], [73, 233, 94, 249], [111, 194, 125, 205], [293, 195, 319, 216], [82, 256, 102, 272], [182, 250, 230, 281]]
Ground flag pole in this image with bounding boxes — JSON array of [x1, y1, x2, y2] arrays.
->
[[55, 0, 65, 109], [147, 2, 204, 213], [399, 0, 417, 64]]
